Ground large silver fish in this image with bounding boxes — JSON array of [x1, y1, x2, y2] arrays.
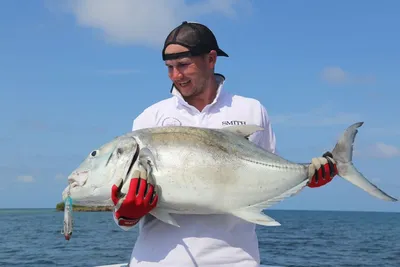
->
[[62, 122, 397, 227]]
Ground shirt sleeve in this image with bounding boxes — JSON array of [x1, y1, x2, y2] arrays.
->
[[132, 107, 158, 131], [249, 104, 277, 154]]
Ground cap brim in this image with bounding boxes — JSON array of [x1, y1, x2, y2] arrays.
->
[[217, 48, 229, 57]]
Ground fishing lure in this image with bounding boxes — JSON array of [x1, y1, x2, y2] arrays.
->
[[61, 188, 73, 241]]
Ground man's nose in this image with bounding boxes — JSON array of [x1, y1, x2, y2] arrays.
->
[[170, 67, 183, 80]]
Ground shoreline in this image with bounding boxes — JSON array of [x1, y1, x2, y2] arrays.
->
[[55, 202, 113, 212], [0, 207, 398, 214]]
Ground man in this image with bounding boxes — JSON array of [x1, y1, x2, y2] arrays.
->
[[111, 21, 338, 266]]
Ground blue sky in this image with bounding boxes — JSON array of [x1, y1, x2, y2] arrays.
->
[[0, 1, 399, 212]]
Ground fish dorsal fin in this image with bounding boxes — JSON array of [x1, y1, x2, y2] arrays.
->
[[221, 124, 264, 138]]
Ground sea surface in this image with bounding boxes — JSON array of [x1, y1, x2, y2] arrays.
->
[[0, 209, 399, 267]]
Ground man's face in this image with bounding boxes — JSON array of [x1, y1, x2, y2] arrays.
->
[[164, 44, 216, 98]]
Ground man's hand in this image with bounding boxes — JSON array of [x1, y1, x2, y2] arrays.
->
[[111, 167, 158, 227], [308, 152, 338, 188]]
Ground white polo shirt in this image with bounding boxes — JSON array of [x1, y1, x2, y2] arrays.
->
[[126, 74, 276, 267]]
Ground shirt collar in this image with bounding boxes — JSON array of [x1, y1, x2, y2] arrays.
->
[[170, 73, 226, 110]]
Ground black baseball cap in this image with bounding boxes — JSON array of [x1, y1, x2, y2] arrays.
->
[[162, 21, 229, 61]]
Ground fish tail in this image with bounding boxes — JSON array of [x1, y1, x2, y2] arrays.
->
[[331, 122, 398, 202]]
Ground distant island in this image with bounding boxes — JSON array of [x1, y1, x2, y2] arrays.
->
[[55, 202, 113, 212]]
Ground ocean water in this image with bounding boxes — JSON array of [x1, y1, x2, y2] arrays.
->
[[0, 209, 399, 267]]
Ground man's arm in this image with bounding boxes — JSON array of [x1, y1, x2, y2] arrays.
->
[[248, 104, 277, 154], [132, 108, 158, 131]]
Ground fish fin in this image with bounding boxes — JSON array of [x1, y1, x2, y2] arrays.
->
[[231, 209, 281, 226], [121, 147, 157, 195], [221, 124, 264, 138], [139, 147, 157, 171], [253, 179, 309, 210], [230, 179, 308, 227], [331, 122, 398, 202], [149, 208, 180, 227]]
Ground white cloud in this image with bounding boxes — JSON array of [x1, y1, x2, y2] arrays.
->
[[96, 69, 140, 75], [17, 175, 35, 183], [15, 118, 107, 134], [321, 66, 348, 84], [61, 0, 250, 47], [320, 66, 376, 85], [55, 173, 65, 180], [270, 107, 362, 127], [367, 127, 400, 137], [355, 142, 400, 158], [372, 142, 400, 158]]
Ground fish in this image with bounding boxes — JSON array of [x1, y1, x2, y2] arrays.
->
[[61, 193, 73, 241], [62, 122, 398, 227]]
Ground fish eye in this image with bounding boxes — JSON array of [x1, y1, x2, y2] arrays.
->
[[90, 150, 99, 157]]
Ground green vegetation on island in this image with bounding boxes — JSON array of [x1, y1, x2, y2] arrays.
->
[[56, 201, 113, 212]]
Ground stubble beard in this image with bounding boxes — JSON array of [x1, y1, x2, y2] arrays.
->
[[180, 77, 208, 101]]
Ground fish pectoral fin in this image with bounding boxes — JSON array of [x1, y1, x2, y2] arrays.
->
[[149, 208, 180, 227], [230, 208, 281, 226], [221, 125, 264, 139], [139, 148, 157, 171]]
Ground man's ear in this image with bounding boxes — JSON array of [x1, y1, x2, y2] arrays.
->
[[208, 50, 217, 67]]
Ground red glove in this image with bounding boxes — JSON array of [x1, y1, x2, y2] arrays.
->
[[111, 168, 158, 227], [308, 152, 338, 188]]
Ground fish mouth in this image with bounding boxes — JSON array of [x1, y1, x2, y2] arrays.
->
[[68, 180, 79, 189], [67, 170, 89, 188], [62, 170, 90, 201]]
